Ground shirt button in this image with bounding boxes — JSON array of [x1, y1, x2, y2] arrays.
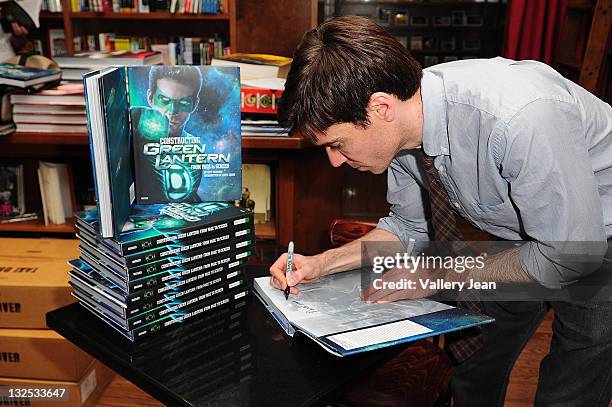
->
[[453, 201, 461, 208], [441, 147, 449, 154]]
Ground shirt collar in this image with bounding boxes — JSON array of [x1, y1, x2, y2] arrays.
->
[[420, 70, 450, 157]]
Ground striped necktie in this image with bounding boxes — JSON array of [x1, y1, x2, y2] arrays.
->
[[419, 150, 485, 363]]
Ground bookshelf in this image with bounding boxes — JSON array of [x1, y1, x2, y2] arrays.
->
[[37, 0, 237, 56]]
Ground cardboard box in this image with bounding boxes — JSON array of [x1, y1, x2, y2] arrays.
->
[[0, 238, 79, 328], [0, 359, 114, 407], [0, 329, 93, 381]]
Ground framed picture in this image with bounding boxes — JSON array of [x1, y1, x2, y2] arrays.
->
[[0, 163, 25, 217], [377, 8, 393, 26], [463, 39, 481, 51], [443, 56, 459, 62], [410, 16, 429, 27], [432, 16, 451, 27], [423, 56, 439, 67], [395, 36, 408, 48], [423, 37, 438, 50], [394, 10, 409, 26], [466, 15, 484, 26], [440, 38, 456, 51], [451, 10, 466, 26], [410, 36, 423, 51]]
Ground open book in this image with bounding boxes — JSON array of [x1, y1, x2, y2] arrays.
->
[[254, 271, 494, 357]]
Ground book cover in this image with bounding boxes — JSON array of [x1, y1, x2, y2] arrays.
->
[[128, 66, 241, 204], [0, 63, 61, 87]]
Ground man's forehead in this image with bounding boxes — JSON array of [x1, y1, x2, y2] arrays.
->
[[156, 78, 195, 99]]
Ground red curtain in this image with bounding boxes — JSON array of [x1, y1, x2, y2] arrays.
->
[[503, 0, 569, 64]]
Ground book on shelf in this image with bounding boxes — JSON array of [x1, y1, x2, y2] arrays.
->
[[13, 113, 87, 124], [12, 104, 86, 115], [211, 53, 292, 79], [10, 93, 85, 105], [0, 123, 16, 136], [16, 123, 88, 132], [0, 63, 61, 88], [0, 163, 25, 217], [254, 270, 494, 357], [48, 28, 67, 57], [37, 160, 73, 225], [55, 50, 163, 69], [84, 65, 242, 237], [68, 0, 222, 13], [240, 86, 283, 115]]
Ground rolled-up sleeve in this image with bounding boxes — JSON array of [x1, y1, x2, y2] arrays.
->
[[377, 152, 431, 251], [503, 99, 608, 288]]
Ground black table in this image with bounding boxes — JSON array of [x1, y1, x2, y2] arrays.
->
[[46, 265, 403, 407]]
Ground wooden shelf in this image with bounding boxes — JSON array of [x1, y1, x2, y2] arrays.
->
[[1, 132, 311, 149], [70, 11, 229, 20], [0, 218, 76, 233], [40, 12, 64, 19], [242, 135, 311, 149], [2, 132, 90, 145], [255, 221, 276, 240]]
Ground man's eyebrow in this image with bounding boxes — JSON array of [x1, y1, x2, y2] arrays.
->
[[316, 138, 341, 147]]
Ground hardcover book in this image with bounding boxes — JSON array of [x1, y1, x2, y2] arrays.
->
[[84, 67, 242, 237], [74, 202, 253, 256], [0, 63, 61, 88]]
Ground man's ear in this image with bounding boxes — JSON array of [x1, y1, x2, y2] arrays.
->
[[367, 92, 395, 122], [147, 89, 153, 106]]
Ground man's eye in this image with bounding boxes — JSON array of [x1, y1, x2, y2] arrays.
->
[[179, 100, 191, 106], [158, 95, 171, 104]]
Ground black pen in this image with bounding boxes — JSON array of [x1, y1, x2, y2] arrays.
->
[[284, 241, 294, 300]]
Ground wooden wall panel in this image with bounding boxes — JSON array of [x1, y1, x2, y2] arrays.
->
[[235, 0, 317, 57]]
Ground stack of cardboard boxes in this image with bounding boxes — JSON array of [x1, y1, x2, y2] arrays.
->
[[0, 238, 114, 406]]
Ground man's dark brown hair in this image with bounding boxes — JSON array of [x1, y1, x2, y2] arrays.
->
[[278, 15, 422, 142]]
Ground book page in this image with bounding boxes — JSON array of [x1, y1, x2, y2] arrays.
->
[[254, 271, 452, 338], [326, 319, 432, 351]]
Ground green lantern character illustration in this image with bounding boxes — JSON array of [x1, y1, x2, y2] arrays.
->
[[131, 66, 204, 203]]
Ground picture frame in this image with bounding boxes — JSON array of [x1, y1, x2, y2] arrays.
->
[[410, 16, 429, 27], [410, 36, 423, 51], [377, 8, 393, 26], [465, 15, 484, 26], [451, 10, 466, 26], [432, 16, 451, 27], [423, 56, 439, 67], [462, 39, 481, 51], [443, 56, 459, 62], [423, 37, 438, 51], [394, 10, 409, 26], [440, 38, 456, 51]]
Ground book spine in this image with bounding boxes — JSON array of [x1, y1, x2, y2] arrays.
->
[[127, 237, 255, 280], [130, 287, 248, 340], [124, 262, 245, 313], [125, 275, 246, 329], [126, 250, 248, 292], [122, 225, 252, 266], [119, 213, 252, 255]]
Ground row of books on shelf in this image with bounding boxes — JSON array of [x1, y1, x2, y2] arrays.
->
[[42, 0, 63, 12], [69, 0, 225, 13]]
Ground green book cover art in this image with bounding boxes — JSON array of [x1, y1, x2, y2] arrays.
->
[[128, 66, 242, 204]]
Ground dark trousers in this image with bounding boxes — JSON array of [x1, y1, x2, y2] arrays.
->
[[449, 300, 612, 407]]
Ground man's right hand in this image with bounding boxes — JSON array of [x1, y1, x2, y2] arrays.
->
[[269, 253, 326, 295]]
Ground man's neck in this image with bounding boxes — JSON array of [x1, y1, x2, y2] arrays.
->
[[397, 88, 424, 151]]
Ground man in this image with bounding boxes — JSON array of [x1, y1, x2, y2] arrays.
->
[[131, 66, 203, 202], [269, 16, 612, 406]]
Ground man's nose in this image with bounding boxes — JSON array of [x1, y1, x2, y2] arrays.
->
[[325, 146, 347, 167]]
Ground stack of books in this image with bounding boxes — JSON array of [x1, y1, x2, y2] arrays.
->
[[10, 83, 86, 133], [69, 202, 254, 341], [71, 64, 247, 341]]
